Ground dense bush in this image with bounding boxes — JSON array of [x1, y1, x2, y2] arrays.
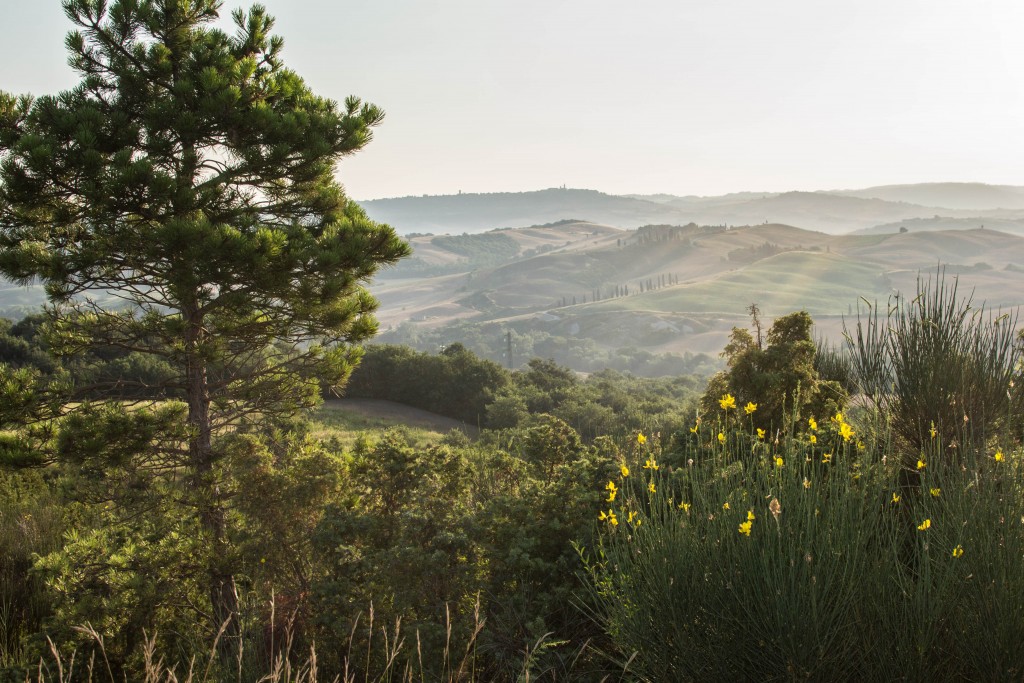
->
[[700, 309, 848, 433], [343, 343, 510, 424], [378, 320, 720, 377], [586, 414, 1024, 681]]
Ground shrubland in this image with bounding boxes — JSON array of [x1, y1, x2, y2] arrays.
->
[[3, 273, 1024, 681]]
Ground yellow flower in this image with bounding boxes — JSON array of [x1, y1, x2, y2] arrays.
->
[[689, 424, 699, 434], [803, 477, 811, 489], [930, 487, 941, 498], [609, 512, 618, 526], [717, 432, 726, 445], [775, 456, 784, 468], [756, 428, 766, 440], [648, 482, 656, 493], [917, 459, 926, 470], [620, 464, 630, 477], [822, 452, 833, 464], [678, 501, 691, 512], [627, 510, 638, 524], [839, 422, 854, 442], [856, 440, 866, 451], [719, 393, 736, 410], [738, 520, 753, 536], [832, 412, 844, 424], [892, 492, 901, 504], [747, 509, 756, 521], [929, 423, 937, 439], [605, 481, 617, 492], [643, 457, 659, 471], [637, 433, 647, 445], [744, 402, 758, 415], [808, 417, 818, 431], [952, 545, 964, 558], [723, 502, 730, 511], [995, 451, 1004, 462], [917, 518, 931, 531], [607, 490, 616, 502], [809, 435, 817, 444]]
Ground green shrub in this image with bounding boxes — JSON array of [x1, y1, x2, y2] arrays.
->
[[701, 310, 848, 434], [845, 270, 1020, 464]]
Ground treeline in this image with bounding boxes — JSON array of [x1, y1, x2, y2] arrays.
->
[[378, 321, 720, 377], [385, 232, 523, 278], [0, 315, 176, 399], [342, 343, 509, 424], [430, 232, 521, 261], [345, 343, 702, 440]]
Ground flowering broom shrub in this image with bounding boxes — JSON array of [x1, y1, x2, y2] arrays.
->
[[584, 411, 1024, 681]]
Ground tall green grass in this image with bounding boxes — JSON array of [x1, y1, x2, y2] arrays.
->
[[845, 269, 1020, 459], [1, 470, 62, 671]]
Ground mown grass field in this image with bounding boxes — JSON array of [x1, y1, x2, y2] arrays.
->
[[309, 398, 476, 448], [586, 251, 891, 316]]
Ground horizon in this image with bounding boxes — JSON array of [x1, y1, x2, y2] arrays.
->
[[356, 180, 1023, 203]]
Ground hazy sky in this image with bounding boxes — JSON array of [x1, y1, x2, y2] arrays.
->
[[2, 1, 1023, 200]]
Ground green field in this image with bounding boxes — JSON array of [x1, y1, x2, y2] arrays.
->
[[586, 250, 890, 316]]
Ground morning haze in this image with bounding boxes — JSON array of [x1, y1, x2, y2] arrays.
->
[[2, 0, 1023, 200], [3, 1, 1024, 365]]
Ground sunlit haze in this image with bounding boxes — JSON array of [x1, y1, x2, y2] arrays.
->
[[3, 0, 1024, 199]]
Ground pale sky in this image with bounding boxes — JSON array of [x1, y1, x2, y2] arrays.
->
[[2, 0, 1024, 200]]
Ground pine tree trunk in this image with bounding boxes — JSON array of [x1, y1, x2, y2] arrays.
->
[[184, 304, 240, 654]]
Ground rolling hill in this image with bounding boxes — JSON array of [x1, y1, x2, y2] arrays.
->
[[7, 182, 1024, 375], [371, 219, 1024, 371]]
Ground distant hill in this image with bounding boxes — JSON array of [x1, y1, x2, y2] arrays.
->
[[358, 188, 695, 234], [834, 183, 1024, 211], [625, 191, 774, 207], [854, 216, 1024, 237], [0, 280, 46, 320], [359, 185, 1024, 237], [671, 191, 963, 234]]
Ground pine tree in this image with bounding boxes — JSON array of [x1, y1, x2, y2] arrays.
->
[[0, 0, 408, 652]]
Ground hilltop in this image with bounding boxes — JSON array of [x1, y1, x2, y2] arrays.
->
[[358, 188, 691, 234], [834, 182, 1024, 211], [359, 183, 1024, 236]]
